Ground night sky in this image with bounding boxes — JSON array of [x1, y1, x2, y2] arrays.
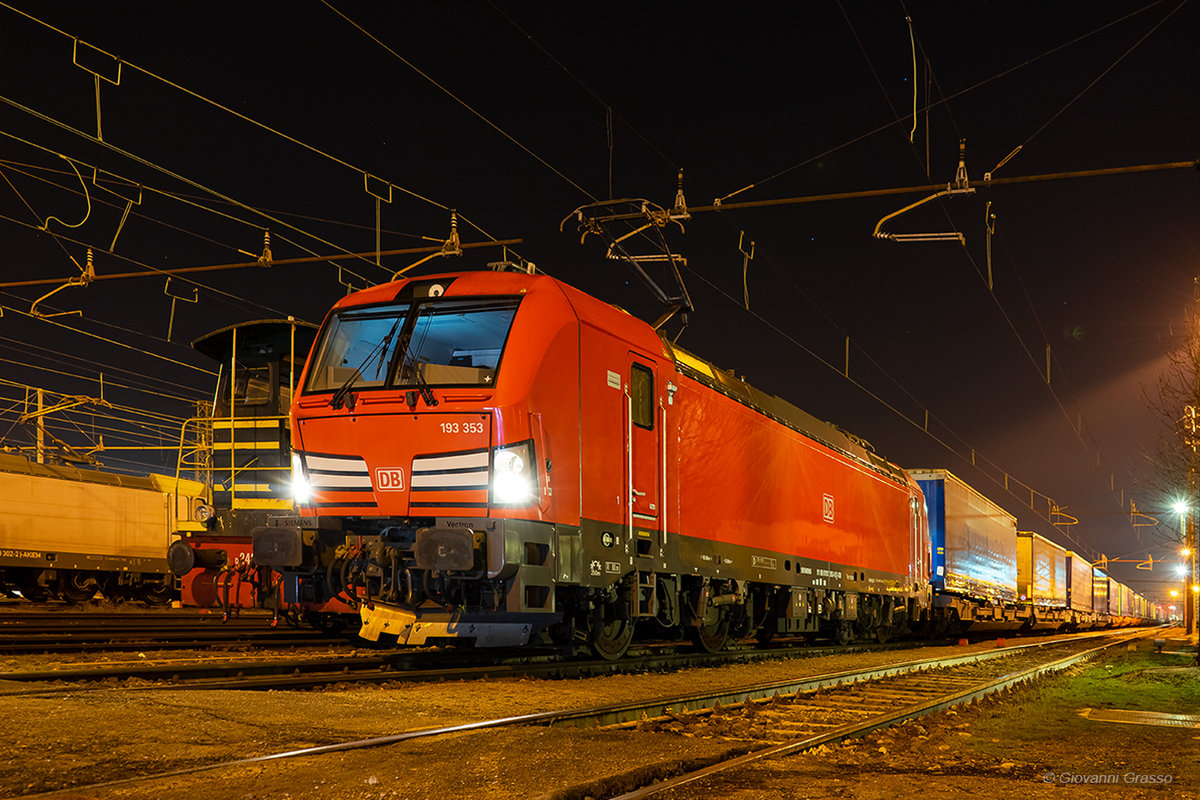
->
[[1, 1, 1196, 601]]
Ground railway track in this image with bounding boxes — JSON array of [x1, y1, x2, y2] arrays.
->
[[602, 627, 1156, 798], [11, 627, 1151, 800], [0, 609, 349, 653], [0, 636, 931, 693]]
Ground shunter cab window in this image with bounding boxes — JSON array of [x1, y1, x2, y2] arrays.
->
[[233, 366, 272, 407], [631, 364, 654, 429]]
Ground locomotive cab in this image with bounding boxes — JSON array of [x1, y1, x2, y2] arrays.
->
[[261, 274, 566, 644], [167, 318, 318, 609]]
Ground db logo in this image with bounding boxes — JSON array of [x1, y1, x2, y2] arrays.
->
[[822, 493, 835, 523], [374, 467, 405, 491]]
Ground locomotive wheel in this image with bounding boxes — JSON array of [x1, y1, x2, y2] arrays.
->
[[690, 616, 730, 652], [588, 601, 634, 660], [874, 625, 891, 644]]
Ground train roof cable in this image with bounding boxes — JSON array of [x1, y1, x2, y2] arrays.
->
[[684, 266, 1092, 555]]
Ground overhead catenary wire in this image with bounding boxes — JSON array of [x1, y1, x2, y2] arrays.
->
[[0, 130, 360, 314], [0, 336, 209, 400], [320, 0, 599, 205], [0, 1, 531, 263], [712, 0, 1170, 205], [0, 299, 217, 376], [0, 239, 526, 290], [1016, 0, 1189, 151], [0, 354, 202, 405], [0, 101, 390, 283], [836, 1, 1186, 546]]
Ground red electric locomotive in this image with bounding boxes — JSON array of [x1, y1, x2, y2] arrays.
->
[[257, 269, 930, 657]]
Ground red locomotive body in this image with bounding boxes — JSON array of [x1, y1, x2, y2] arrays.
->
[[262, 270, 930, 656]]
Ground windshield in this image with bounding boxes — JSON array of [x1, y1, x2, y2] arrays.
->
[[305, 303, 409, 392], [304, 297, 520, 393]]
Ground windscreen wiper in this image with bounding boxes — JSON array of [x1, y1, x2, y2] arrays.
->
[[329, 368, 360, 410], [330, 317, 403, 410], [395, 328, 439, 408]]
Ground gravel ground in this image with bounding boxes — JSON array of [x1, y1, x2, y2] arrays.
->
[[1, 635, 1194, 799]]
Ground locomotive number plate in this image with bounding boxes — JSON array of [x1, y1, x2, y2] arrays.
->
[[439, 421, 486, 435]]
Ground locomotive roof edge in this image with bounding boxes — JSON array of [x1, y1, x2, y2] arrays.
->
[[660, 338, 910, 488], [332, 268, 913, 490], [0, 451, 204, 495]]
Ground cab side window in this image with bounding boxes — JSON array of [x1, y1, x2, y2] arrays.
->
[[631, 364, 654, 429]]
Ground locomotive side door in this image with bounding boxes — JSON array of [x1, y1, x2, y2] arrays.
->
[[627, 354, 661, 559]]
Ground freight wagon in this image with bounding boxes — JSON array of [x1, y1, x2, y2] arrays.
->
[[1017, 531, 1068, 630], [1065, 551, 1097, 628], [909, 469, 1020, 631], [0, 452, 204, 602]]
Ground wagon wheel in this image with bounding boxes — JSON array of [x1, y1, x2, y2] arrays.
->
[[59, 572, 100, 604], [588, 597, 634, 660], [138, 579, 175, 605]]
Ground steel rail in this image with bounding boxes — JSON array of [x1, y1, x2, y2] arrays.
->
[[607, 628, 1154, 799]]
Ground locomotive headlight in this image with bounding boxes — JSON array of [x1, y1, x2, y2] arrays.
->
[[491, 440, 536, 506], [291, 451, 312, 505], [194, 503, 216, 522]]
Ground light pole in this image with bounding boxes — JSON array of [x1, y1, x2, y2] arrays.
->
[[1173, 503, 1194, 636], [1188, 545, 1199, 641], [1183, 547, 1197, 637]]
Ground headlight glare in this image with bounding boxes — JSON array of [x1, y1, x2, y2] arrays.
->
[[491, 441, 536, 506], [291, 452, 312, 505]]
